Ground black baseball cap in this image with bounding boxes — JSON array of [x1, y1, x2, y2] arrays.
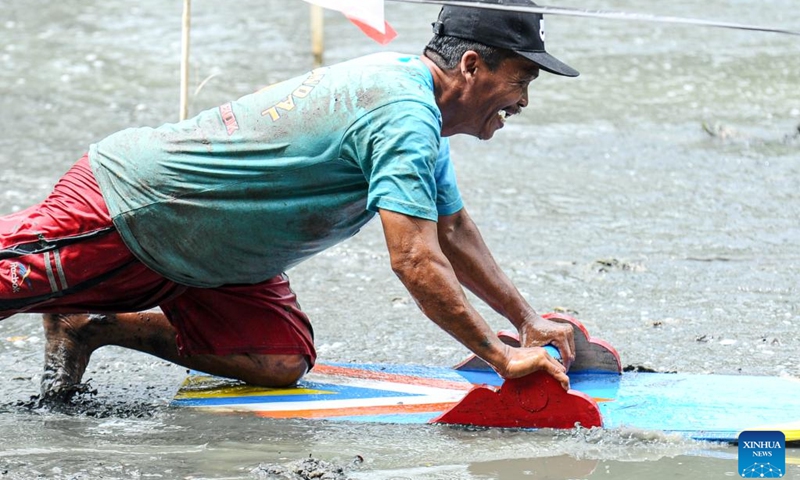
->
[[431, 0, 579, 77]]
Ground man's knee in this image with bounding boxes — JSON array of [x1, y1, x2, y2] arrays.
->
[[242, 354, 309, 388]]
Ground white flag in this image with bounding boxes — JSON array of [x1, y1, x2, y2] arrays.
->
[[302, 0, 397, 44]]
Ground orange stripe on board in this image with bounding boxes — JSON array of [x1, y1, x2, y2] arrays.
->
[[312, 364, 474, 391], [253, 402, 460, 419]]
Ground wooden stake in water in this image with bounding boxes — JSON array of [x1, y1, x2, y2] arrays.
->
[[180, 0, 191, 121], [310, 4, 324, 68]]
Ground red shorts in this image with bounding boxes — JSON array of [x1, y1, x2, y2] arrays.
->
[[0, 155, 315, 364]]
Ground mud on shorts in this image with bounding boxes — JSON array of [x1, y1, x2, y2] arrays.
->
[[0, 155, 316, 365]]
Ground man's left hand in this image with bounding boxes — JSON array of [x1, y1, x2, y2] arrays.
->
[[518, 314, 576, 371]]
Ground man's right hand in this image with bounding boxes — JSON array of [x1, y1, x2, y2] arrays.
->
[[495, 344, 570, 390]]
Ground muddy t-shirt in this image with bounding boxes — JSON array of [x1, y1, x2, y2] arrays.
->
[[89, 53, 463, 288]]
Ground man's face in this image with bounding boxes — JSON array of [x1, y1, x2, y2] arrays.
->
[[461, 55, 540, 140]]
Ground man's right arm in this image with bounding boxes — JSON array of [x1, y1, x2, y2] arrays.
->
[[378, 208, 569, 389]]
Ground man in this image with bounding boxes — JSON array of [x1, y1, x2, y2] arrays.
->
[[0, 1, 579, 401]]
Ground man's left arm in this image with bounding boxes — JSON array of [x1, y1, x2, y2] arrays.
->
[[437, 207, 576, 369]]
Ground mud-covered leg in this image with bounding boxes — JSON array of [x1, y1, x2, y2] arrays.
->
[[41, 311, 309, 401]]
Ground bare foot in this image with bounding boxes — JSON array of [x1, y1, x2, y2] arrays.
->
[[41, 313, 108, 402]]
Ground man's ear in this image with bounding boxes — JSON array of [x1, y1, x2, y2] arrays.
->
[[459, 50, 481, 79]]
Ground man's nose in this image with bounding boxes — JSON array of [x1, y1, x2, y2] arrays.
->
[[519, 89, 529, 108]]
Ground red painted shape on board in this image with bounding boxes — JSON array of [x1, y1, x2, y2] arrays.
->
[[440, 313, 613, 429], [430, 370, 603, 429]]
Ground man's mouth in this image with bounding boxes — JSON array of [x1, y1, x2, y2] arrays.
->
[[497, 108, 518, 124]]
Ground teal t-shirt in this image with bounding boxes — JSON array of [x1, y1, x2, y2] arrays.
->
[[89, 52, 463, 288]]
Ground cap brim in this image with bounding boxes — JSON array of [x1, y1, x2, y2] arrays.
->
[[518, 51, 579, 77]]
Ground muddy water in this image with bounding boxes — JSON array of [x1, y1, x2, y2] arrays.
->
[[1, 0, 798, 478]]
